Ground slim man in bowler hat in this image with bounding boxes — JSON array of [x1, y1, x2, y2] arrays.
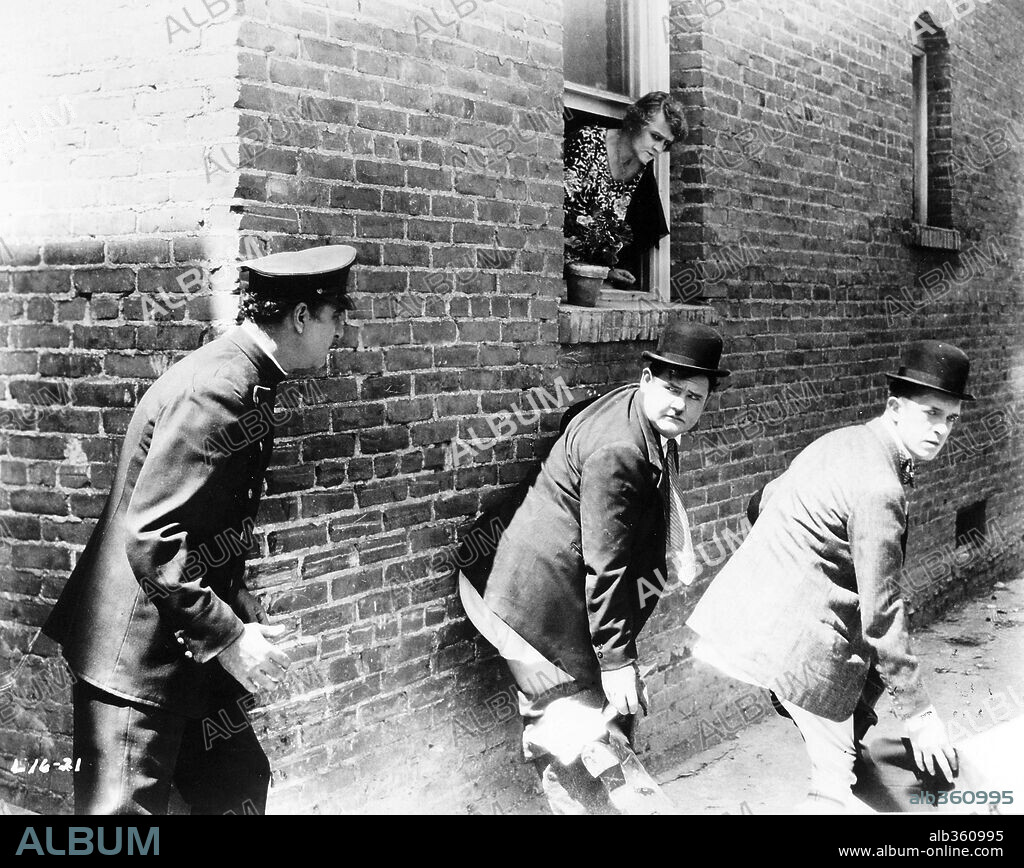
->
[[43, 245, 354, 814], [459, 321, 730, 813], [688, 340, 971, 811]]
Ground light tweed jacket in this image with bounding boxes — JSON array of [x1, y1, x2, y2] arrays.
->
[[687, 417, 931, 722]]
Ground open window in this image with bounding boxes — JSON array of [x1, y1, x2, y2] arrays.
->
[[562, 0, 672, 299]]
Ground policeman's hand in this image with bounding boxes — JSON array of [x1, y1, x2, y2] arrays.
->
[[906, 708, 958, 782], [234, 587, 270, 625], [600, 663, 648, 717], [217, 623, 291, 693]]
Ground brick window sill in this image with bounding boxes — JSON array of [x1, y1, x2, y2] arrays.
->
[[558, 290, 719, 344], [909, 224, 962, 251]]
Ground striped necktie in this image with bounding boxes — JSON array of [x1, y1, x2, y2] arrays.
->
[[663, 439, 697, 587]]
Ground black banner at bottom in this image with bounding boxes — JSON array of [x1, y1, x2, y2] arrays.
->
[[0, 813, 1021, 859]]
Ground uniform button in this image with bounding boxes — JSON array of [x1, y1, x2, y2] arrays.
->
[[597, 651, 604, 659], [248, 488, 253, 499], [184, 651, 194, 659], [176, 636, 185, 645]]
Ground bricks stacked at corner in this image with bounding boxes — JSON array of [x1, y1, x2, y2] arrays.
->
[[1, 0, 1021, 813]]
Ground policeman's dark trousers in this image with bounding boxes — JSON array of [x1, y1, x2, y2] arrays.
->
[[72, 678, 271, 815]]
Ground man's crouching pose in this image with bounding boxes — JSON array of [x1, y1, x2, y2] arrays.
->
[[688, 340, 969, 812]]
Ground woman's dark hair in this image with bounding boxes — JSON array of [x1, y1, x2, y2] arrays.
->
[[621, 91, 686, 144]]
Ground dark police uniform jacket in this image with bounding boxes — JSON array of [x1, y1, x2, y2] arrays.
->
[[43, 327, 285, 719], [465, 384, 671, 688]]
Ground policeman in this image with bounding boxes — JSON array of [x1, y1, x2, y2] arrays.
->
[[43, 245, 354, 814]]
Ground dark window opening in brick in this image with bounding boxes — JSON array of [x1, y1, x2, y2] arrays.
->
[[955, 499, 987, 548], [912, 13, 953, 228]]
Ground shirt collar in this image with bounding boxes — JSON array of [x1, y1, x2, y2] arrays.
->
[[879, 414, 913, 464], [658, 432, 683, 474], [870, 415, 916, 487], [658, 432, 683, 451]]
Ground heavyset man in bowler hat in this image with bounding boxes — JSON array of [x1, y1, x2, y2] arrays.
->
[[43, 245, 354, 814], [459, 321, 730, 813], [688, 340, 971, 811]]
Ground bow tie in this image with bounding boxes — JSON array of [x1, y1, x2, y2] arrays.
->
[[898, 456, 915, 487]]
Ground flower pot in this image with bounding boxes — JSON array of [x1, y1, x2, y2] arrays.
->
[[565, 263, 609, 307]]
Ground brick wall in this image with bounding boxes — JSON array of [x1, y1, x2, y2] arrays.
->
[[1, 0, 1022, 813], [642, 0, 1024, 760], [226, 0, 568, 813], [672, 0, 1024, 610], [565, 0, 1024, 775], [0, 0, 247, 811]]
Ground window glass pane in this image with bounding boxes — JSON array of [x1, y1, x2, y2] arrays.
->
[[564, 0, 631, 96]]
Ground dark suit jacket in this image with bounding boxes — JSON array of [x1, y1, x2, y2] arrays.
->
[[688, 417, 931, 722], [466, 384, 670, 688], [43, 326, 285, 718]]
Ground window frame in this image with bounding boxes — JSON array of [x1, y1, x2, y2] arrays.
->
[[563, 0, 672, 302], [909, 13, 960, 250], [912, 46, 928, 225]]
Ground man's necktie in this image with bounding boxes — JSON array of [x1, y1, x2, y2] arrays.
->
[[663, 439, 697, 587], [898, 456, 915, 487]]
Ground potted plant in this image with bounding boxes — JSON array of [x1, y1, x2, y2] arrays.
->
[[564, 211, 631, 307]]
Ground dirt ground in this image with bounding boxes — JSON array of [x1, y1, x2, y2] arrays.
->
[[3, 575, 1019, 817], [658, 573, 1024, 815]]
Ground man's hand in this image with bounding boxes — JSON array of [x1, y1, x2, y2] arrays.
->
[[906, 707, 958, 782], [217, 623, 291, 693], [600, 663, 649, 717]]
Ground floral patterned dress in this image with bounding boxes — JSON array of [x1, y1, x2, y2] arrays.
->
[[563, 126, 642, 265]]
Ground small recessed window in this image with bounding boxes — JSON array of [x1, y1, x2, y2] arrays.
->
[[911, 13, 953, 229], [955, 499, 987, 548]]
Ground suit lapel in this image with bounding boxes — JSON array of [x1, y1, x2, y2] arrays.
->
[[864, 417, 908, 489], [865, 417, 911, 560]]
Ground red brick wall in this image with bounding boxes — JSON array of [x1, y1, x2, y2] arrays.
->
[[1, 0, 1021, 813]]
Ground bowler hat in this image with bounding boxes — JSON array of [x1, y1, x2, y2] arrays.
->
[[886, 339, 975, 401], [242, 245, 356, 299], [642, 321, 731, 378]]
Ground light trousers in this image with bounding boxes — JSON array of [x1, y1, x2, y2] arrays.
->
[[779, 699, 861, 806], [458, 573, 630, 763]]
